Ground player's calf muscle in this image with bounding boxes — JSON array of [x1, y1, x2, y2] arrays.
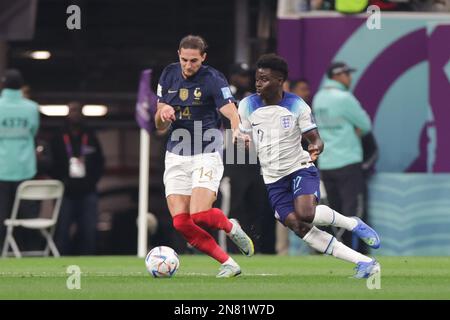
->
[[285, 214, 311, 238], [167, 195, 190, 216]]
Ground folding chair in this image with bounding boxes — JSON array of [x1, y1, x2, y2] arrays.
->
[[2, 180, 64, 258]]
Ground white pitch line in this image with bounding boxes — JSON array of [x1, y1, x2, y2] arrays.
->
[[0, 272, 280, 277], [182, 272, 279, 276], [0, 272, 146, 277]]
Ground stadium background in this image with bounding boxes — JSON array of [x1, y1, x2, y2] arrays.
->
[[1, 0, 450, 257]]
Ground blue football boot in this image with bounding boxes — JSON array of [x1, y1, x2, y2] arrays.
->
[[354, 259, 381, 279], [352, 217, 381, 249]]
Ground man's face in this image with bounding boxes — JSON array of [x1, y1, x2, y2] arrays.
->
[[68, 102, 83, 125], [292, 81, 311, 101], [255, 68, 283, 99], [178, 48, 206, 78], [333, 72, 352, 88]]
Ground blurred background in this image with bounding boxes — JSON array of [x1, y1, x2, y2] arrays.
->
[[1, 0, 449, 257]]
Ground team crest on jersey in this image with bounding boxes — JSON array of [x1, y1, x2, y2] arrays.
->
[[280, 115, 292, 129], [194, 87, 202, 100], [179, 88, 189, 101]]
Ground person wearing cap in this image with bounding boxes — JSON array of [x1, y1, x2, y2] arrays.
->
[[0, 69, 40, 248], [312, 62, 373, 252]]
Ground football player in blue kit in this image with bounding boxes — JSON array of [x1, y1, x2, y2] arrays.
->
[[238, 54, 381, 278], [155, 35, 253, 278]]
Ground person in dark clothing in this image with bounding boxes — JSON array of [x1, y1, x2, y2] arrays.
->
[[222, 63, 275, 254], [51, 101, 105, 255]]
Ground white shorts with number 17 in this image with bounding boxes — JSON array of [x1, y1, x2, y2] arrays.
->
[[163, 151, 224, 197]]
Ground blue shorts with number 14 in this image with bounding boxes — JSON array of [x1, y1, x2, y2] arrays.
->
[[265, 166, 321, 225]]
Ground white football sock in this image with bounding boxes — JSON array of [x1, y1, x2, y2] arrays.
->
[[312, 205, 358, 231], [223, 257, 239, 267], [302, 226, 372, 264], [228, 220, 237, 235], [330, 240, 372, 264], [302, 226, 335, 254]]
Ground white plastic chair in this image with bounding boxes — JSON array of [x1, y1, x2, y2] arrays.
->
[[2, 180, 64, 258]]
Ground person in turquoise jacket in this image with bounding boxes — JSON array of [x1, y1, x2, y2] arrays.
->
[[312, 62, 373, 253], [0, 69, 40, 248]]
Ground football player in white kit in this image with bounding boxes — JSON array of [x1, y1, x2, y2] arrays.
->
[[238, 54, 381, 278]]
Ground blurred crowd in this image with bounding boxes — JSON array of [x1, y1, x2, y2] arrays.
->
[[279, 0, 450, 12]]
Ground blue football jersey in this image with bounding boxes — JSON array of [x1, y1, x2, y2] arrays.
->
[[157, 63, 235, 155]]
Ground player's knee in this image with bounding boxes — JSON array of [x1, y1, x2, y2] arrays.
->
[[286, 217, 310, 238], [295, 206, 315, 223]]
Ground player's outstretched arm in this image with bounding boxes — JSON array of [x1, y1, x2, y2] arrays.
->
[[303, 128, 324, 161], [155, 102, 175, 130], [219, 103, 251, 146]]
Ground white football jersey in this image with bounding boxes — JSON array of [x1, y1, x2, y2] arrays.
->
[[238, 92, 317, 183]]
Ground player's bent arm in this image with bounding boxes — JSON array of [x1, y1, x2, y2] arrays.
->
[[303, 129, 324, 161], [219, 103, 240, 130], [220, 102, 251, 145], [155, 102, 174, 130], [344, 94, 371, 135]]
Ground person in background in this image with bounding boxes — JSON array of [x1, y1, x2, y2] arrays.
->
[[224, 63, 276, 255], [229, 63, 253, 101], [51, 101, 105, 255], [410, 0, 450, 11], [290, 79, 312, 105], [16, 84, 53, 251], [0, 69, 39, 249], [312, 62, 374, 253]]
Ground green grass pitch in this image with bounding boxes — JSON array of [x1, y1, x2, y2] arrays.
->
[[1, 255, 449, 299]]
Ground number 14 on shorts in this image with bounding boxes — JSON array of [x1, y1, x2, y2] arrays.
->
[[197, 167, 214, 182]]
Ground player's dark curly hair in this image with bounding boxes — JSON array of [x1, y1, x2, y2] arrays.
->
[[179, 35, 208, 55], [256, 54, 288, 81]]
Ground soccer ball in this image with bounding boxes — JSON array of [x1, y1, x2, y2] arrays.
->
[[145, 246, 180, 278]]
